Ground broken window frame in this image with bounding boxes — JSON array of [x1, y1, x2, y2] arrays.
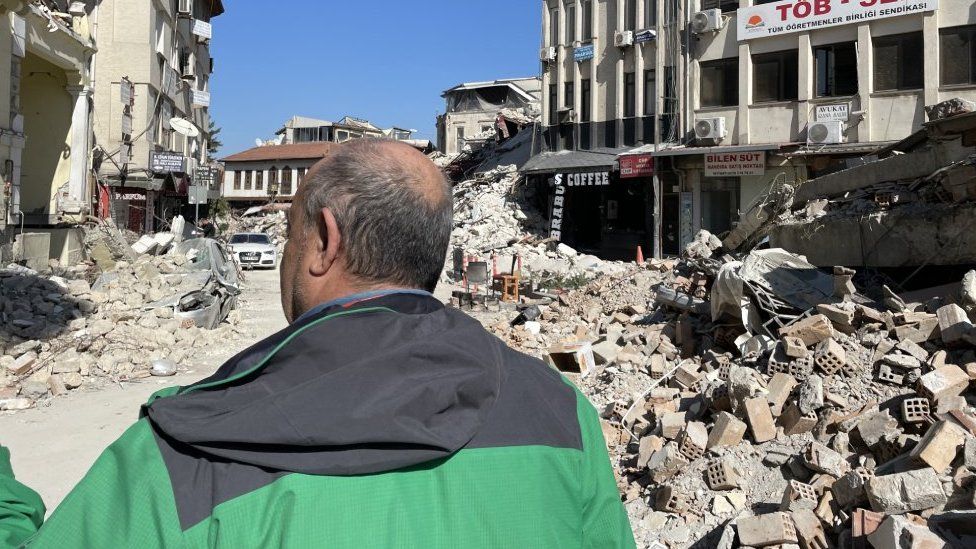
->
[[752, 50, 799, 103], [940, 25, 976, 87], [872, 32, 924, 92], [814, 42, 858, 98]]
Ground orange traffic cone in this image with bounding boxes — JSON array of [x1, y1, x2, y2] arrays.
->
[[636, 246, 645, 265]]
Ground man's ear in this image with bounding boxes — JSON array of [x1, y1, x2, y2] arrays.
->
[[309, 207, 341, 277]]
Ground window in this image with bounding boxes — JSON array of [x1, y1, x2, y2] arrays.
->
[[549, 84, 558, 125], [565, 81, 575, 109], [281, 167, 293, 196], [297, 167, 307, 189], [752, 50, 798, 102], [702, 0, 738, 12], [580, 79, 591, 122], [244, 171, 252, 191], [269, 167, 278, 194], [624, 72, 636, 118], [700, 58, 738, 107], [814, 42, 858, 97], [255, 170, 264, 191], [567, 3, 576, 43], [644, 0, 656, 28], [873, 32, 923, 91], [644, 70, 656, 115], [233, 171, 241, 190], [550, 8, 559, 46], [455, 127, 465, 152], [582, 0, 593, 40], [625, 0, 637, 31], [941, 26, 976, 86]]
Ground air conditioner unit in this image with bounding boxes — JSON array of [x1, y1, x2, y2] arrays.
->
[[177, 0, 193, 17], [691, 9, 724, 34], [614, 30, 634, 48], [694, 117, 727, 141], [807, 120, 845, 145], [539, 47, 557, 63], [557, 108, 575, 124]]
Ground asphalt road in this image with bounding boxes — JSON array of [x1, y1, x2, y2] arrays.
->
[[0, 267, 288, 512]]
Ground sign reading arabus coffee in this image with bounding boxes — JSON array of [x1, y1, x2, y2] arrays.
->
[[550, 175, 566, 241], [737, 0, 938, 40], [564, 171, 611, 187], [704, 152, 766, 177]]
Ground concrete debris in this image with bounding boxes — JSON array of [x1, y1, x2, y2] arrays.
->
[[454, 238, 976, 547], [1, 231, 246, 413]]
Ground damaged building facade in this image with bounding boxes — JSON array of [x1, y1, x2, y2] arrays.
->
[[0, 0, 96, 263], [528, 0, 976, 264], [92, 0, 224, 234], [437, 78, 542, 156]]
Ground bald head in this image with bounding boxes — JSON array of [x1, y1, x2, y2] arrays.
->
[[295, 138, 452, 292]]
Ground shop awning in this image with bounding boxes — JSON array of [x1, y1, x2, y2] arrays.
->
[[620, 143, 786, 158], [521, 148, 629, 174]]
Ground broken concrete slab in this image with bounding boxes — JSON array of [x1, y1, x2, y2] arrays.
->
[[866, 468, 947, 514]]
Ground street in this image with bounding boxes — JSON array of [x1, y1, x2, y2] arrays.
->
[[0, 267, 287, 511]]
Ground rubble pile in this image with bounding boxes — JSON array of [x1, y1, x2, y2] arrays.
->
[[0, 250, 245, 412], [224, 210, 288, 253], [446, 165, 628, 287], [466, 234, 976, 548]]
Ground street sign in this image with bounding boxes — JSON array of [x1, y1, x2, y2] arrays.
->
[[150, 151, 187, 173], [194, 165, 219, 189], [188, 185, 209, 205], [620, 154, 655, 178], [574, 44, 595, 62]]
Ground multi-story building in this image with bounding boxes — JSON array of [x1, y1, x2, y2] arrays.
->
[[524, 0, 668, 260], [437, 78, 542, 155], [0, 0, 95, 263], [219, 143, 337, 206], [92, 0, 223, 232], [528, 0, 976, 260]]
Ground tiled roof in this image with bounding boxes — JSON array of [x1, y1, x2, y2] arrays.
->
[[221, 143, 337, 163]]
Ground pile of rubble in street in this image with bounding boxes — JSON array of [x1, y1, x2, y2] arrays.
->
[[222, 207, 289, 254], [0, 221, 246, 412], [445, 164, 628, 288], [462, 231, 976, 548]]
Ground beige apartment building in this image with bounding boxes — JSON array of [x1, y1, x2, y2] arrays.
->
[[528, 0, 976, 259], [92, 0, 223, 232], [437, 78, 542, 156], [0, 0, 95, 263]]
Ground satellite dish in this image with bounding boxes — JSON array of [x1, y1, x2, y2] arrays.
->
[[170, 117, 200, 138], [255, 138, 264, 147]]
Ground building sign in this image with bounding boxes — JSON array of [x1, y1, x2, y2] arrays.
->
[[191, 19, 212, 40], [192, 89, 211, 108], [550, 175, 566, 241], [634, 29, 657, 44], [704, 152, 766, 177], [574, 44, 595, 62], [815, 103, 849, 121], [737, 0, 938, 40], [565, 171, 610, 187], [150, 151, 187, 173], [120, 77, 134, 106], [620, 154, 655, 178]]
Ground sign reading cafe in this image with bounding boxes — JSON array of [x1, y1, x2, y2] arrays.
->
[[737, 0, 938, 40]]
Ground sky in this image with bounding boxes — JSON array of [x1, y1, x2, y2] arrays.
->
[[210, 1, 542, 157]]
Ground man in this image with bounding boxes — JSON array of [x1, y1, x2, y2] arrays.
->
[[0, 140, 634, 548]]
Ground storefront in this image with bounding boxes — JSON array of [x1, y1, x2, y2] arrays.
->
[[522, 148, 655, 261]]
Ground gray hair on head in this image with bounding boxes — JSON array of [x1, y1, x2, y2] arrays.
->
[[301, 139, 453, 292]]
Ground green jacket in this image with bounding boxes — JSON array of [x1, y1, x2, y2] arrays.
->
[[1, 294, 634, 548]]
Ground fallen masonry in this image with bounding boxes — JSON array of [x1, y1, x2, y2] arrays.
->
[[1, 222, 247, 412], [455, 222, 976, 547]]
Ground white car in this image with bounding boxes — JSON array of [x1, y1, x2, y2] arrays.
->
[[228, 232, 278, 269]]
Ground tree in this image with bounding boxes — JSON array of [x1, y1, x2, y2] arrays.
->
[[207, 119, 223, 155]]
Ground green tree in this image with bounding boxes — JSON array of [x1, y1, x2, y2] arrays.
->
[[207, 119, 223, 155]]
